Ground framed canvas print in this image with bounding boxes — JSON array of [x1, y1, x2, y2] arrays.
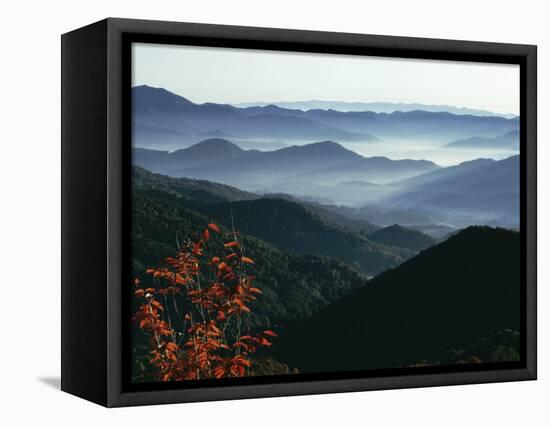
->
[[61, 18, 537, 407]]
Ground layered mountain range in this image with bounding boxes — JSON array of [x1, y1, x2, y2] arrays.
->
[[447, 130, 519, 150], [133, 85, 519, 150], [130, 84, 521, 377], [134, 138, 440, 188], [134, 138, 519, 229], [235, 99, 517, 118], [380, 155, 520, 227]]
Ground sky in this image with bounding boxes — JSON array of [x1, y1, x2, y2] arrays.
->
[[132, 42, 520, 116]]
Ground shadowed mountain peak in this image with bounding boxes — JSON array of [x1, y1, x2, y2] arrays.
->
[[168, 139, 246, 166], [176, 138, 244, 155], [133, 85, 194, 112], [275, 140, 361, 160], [367, 224, 436, 251]]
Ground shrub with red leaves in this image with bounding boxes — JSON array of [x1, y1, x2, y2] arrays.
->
[[133, 223, 277, 381]]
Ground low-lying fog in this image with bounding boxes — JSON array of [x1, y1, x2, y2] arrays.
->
[[340, 140, 517, 167]]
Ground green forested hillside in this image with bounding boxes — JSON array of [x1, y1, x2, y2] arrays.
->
[[132, 192, 366, 330], [184, 197, 404, 275], [273, 226, 520, 372], [368, 224, 436, 251], [259, 193, 380, 235], [134, 167, 407, 276], [131, 167, 521, 378], [132, 166, 258, 202]]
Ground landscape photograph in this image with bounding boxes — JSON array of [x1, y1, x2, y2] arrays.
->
[[130, 42, 521, 383]]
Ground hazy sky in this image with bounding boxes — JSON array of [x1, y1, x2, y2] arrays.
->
[[132, 42, 520, 115]]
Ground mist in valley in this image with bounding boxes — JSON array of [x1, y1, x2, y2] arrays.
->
[[131, 85, 520, 237]]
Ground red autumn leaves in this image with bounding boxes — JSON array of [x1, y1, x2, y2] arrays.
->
[[132, 223, 277, 382]]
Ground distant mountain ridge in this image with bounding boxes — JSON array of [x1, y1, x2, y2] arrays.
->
[[447, 130, 519, 150], [391, 157, 497, 188], [133, 85, 194, 113], [133, 85, 375, 149], [234, 100, 517, 118], [135, 140, 519, 229], [134, 138, 440, 191], [379, 155, 520, 228], [390, 155, 519, 202], [296, 108, 518, 142]]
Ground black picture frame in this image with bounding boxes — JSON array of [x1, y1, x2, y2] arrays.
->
[[61, 17, 537, 407]]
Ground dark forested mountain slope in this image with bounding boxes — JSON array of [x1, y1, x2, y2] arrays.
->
[[184, 197, 405, 276], [132, 188, 366, 330], [368, 224, 436, 251], [274, 227, 520, 372], [133, 167, 406, 276], [264, 193, 380, 235], [132, 166, 258, 202]]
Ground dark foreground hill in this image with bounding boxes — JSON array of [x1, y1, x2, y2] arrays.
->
[[273, 226, 520, 372]]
